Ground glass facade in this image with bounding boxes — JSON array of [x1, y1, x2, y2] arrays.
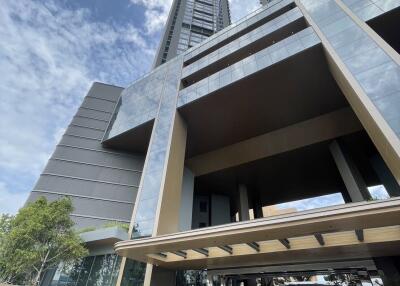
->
[[160, 0, 230, 64], [51, 255, 120, 286], [131, 57, 184, 238], [342, 0, 400, 22], [176, 270, 208, 286], [177, 0, 228, 55], [183, 0, 295, 63], [182, 6, 303, 79], [50, 256, 145, 286], [300, 0, 400, 138], [179, 27, 320, 107], [105, 64, 170, 139]]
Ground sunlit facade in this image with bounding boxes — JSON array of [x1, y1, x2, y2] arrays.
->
[[29, 0, 400, 285]]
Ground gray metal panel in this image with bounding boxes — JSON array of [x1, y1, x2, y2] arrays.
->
[[65, 125, 105, 139], [76, 108, 111, 121], [81, 97, 116, 113], [71, 116, 109, 130], [27, 82, 145, 229], [51, 146, 143, 170], [43, 160, 141, 185], [59, 135, 102, 149], [86, 82, 121, 101], [34, 173, 137, 202], [28, 192, 133, 222]]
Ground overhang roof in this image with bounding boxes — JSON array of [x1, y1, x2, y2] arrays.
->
[[115, 198, 400, 269]]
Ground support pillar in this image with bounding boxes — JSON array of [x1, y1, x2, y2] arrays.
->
[[238, 184, 250, 221], [329, 140, 371, 202], [370, 154, 400, 197], [252, 192, 263, 219], [374, 257, 400, 286]]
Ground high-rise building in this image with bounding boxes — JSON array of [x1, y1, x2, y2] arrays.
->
[[260, 0, 273, 5], [153, 0, 231, 67], [29, 0, 400, 286]]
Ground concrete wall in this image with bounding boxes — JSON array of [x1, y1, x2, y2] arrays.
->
[[211, 194, 231, 226], [27, 83, 145, 229], [179, 167, 195, 231]]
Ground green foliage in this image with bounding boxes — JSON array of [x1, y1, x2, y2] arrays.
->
[[76, 226, 97, 234], [0, 196, 88, 286], [77, 221, 131, 234], [102, 221, 130, 232]]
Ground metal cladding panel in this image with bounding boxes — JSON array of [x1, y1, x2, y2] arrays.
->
[[51, 146, 144, 170], [28, 192, 132, 223], [27, 83, 145, 229], [76, 108, 111, 121], [43, 160, 141, 186], [59, 135, 101, 149], [71, 116, 109, 130]]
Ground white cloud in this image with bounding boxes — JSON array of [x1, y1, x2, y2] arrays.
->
[[276, 193, 345, 211], [228, 0, 260, 22], [0, 182, 29, 215], [0, 0, 157, 214], [130, 0, 173, 34], [368, 185, 390, 200]]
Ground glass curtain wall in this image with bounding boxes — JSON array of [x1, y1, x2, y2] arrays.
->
[[50, 255, 145, 286]]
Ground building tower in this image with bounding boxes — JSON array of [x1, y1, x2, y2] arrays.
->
[[260, 0, 273, 5], [28, 0, 400, 285], [153, 0, 231, 67]]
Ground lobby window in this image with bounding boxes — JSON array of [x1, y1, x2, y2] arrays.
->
[[50, 254, 121, 286]]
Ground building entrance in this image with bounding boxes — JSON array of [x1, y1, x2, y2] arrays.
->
[[206, 261, 387, 286], [222, 269, 382, 286]]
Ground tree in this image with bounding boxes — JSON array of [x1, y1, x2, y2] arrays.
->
[[0, 214, 15, 282], [0, 196, 88, 286]]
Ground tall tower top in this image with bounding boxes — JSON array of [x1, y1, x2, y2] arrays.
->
[[153, 0, 231, 68]]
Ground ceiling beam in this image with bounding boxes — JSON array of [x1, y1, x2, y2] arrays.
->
[[314, 233, 325, 246], [186, 107, 362, 176], [156, 253, 167, 258], [247, 242, 260, 252], [219, 245, 233, 254], [279, 238, 291, 249], [172, 250, 187, 259], [355, 229, 364, 242], [193, 248, 209, 257]]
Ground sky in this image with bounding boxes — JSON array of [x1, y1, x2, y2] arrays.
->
[[0, 0, 260, 215]]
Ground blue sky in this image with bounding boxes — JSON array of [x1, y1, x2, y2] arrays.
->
[[0, 0, 260, 215]]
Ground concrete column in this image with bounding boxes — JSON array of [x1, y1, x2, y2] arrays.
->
[[238, 184, 250, 221], [154, 112, 188, 235], [374, 257, 400, 286], [370, 154, 400, 197], [148, 265, 176, 286], [179, 167, 195, 231], [329, 140, 371, 202], [252, 193, 263, 219]]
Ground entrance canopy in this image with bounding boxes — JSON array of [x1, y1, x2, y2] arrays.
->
[[115, 198, 400, 269]]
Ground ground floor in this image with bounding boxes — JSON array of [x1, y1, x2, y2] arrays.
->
[[46, 254, 400, 286]]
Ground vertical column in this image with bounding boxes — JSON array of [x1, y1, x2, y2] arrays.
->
[[370, 154, 400, 197], [154, 111, 187, 235], [374, 257, 400, 286], [238, 184, 250, 221], [116, 57, 185, 286], [329, 140, 371, 202], [297, 0, 400, 185], [252, 192, 263, 219]]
